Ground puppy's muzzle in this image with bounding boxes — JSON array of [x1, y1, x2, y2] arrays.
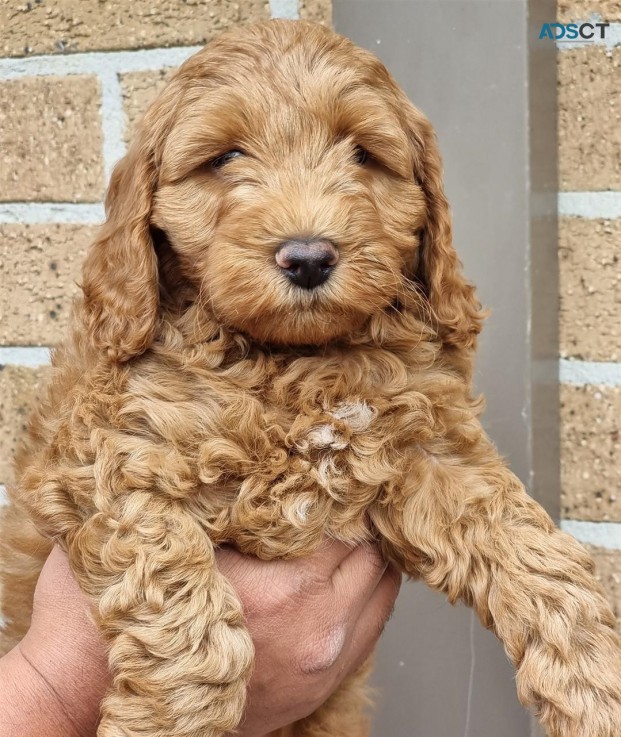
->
[[275, 239, 339, 290]]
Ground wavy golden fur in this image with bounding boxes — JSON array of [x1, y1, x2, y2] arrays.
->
[[1, 19, 620, 737]]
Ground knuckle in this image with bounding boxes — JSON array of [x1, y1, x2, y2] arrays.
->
[[290, 568, 330, 601], [361, 543, 388, 576], [385, 564, 402, 596], [378, 574, 402, 624], [295, 623, 347, 676], [256, 568, 327, 618]]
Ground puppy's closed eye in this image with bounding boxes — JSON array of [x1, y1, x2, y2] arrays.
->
[[210, 150, 246, 169], [353, 145, 370, 166]]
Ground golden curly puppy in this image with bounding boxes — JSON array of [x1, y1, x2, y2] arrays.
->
[[1, 19, 620, 737]]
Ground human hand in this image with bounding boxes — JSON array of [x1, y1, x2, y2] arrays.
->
[[5, 540, 400, 737], [0, 545, 110, 737], [218, 540, 401, 737]]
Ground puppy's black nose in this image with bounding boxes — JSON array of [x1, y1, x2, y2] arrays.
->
[[275, 239, 339, 290]]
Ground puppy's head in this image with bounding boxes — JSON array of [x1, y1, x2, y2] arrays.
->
[[82, 20, 482, 361]]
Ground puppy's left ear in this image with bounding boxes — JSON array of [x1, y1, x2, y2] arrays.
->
[[406, 106, 485, 352], [79, 72, 185, 363], [80, 142, 159, 363]]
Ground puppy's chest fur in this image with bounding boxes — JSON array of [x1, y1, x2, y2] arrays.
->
[[93, 339, 469, 560]]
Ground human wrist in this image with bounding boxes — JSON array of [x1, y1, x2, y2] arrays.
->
[[19, 620, 109, 737], [0, 644, 86, 737]]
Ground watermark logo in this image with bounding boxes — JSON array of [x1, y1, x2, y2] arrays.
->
[[538, 22, 610, 42]]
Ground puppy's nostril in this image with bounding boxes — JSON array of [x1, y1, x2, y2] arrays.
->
[[275, 239, 339, 290]]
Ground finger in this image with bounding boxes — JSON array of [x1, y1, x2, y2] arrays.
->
[[35, 546, 80, 606], [331, 543, 390, 615], [214, 545, 263, 600], [341, 564, 402, 676], [215, 544, 245, 573], [303, 537, 359, 578], [44, 544, 69, 572], [216, 538, 354, 582]]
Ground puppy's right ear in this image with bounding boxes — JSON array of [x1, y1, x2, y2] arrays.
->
[[81, 139, 159, 363], [405, 105, 484, 353]]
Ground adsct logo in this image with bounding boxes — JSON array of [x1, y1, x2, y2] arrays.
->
[[538, 22, 610, 41]]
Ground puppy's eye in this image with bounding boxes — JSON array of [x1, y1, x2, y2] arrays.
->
[[210, 150, 245, 169], [354, 146, 369, 165]]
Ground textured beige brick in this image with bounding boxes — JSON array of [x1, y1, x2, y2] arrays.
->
[[0, 0, 270, 58], [0, 224, 95, 346], [0, 366, 49, 486], [0, 76, 103, 202], [558, 1, 621, 22], [559, 218, 621, 362], [558, 47, 621, 191], [587, 546, 621, 632], [299, 0, 333, 25], [121, 70, 175, 144], [561, 384, 621, 521]]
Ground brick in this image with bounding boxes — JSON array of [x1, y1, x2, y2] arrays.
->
[[121, 70, 175, 144], [587, 546, 621, 632], [0, 76, 103, 202], [558, 47, 621, 191], [0, 366, 49, 486], [559, 218, 621, 362], [0, 0, 270, 58], [0, 224, 95, 346], [561, 384, 621, 522], [299, 0, 333, 25], [558, 1, 621, 22]]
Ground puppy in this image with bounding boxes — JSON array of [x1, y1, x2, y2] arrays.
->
[[1, 19, 620, 737]]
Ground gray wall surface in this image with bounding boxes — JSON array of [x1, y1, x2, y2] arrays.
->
[[333, 1, 558, 735]]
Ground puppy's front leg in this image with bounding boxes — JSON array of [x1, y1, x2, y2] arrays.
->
[[67, 492, 253, 737], [371, 438, 621, 737]]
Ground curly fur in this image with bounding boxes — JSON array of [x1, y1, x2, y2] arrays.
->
[[1, 19, 620, 737]]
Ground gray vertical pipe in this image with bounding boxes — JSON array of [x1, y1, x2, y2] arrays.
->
[[332, 1, 558, 735]]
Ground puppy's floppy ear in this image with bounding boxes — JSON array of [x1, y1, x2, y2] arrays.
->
[[407, 106, 484, 351], [80, 136, 159, 363], [80, 63, 187, 363]]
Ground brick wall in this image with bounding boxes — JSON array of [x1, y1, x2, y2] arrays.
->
[[0, 0, 619, 626], [556, 1, 621, 625]]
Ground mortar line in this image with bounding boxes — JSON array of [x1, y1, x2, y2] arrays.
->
[[0, 203, 104, 224], [1, 352, 620, 390], [561, 521, 621, 551], [99, 69, 127, 184], [0, 347, 51, 367], [0, 46, 203, 80], [560, 359, 621, 386], [2, 194, 621, 226], [558, 192, 621, 219], [269, 0, 300, 19]]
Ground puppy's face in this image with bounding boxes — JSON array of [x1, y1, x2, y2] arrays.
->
[[151, 25, 426, 346]]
